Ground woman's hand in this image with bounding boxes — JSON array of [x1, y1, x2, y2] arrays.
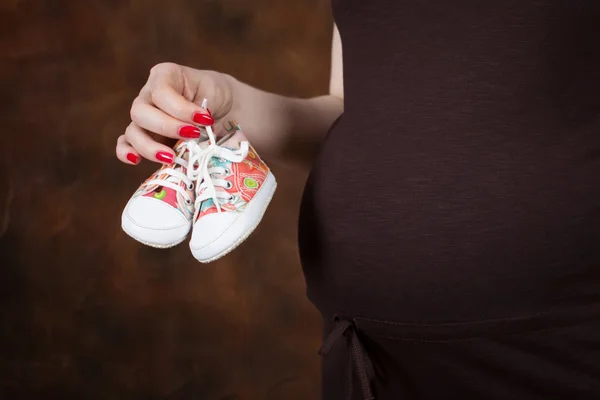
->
[[116, 62, 234, 165]]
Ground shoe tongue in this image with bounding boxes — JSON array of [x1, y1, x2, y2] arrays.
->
[[216, 124, 246, 150]]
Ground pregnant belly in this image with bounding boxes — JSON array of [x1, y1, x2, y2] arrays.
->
[[299, 126, 600, 324]]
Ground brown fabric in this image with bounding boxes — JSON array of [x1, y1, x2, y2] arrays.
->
[[299, 1, 600, 398]]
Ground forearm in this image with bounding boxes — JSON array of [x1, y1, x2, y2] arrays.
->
[[226, 75, 344, 169]]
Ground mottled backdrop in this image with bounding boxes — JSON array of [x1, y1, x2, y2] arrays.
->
[[0, 1, 332, 398]]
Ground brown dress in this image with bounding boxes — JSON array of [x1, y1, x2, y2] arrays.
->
[[298, 0, 600, 398]]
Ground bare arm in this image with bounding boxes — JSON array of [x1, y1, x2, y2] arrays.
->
[[225, 24, 344, 169]]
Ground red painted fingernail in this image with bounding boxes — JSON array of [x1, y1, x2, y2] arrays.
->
[[156, 151, 174, 164], [179, 125, 201, 138], [193, 112, 215, 126], [126, 153, 139, 164]]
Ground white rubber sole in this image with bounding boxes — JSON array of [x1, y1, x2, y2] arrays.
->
[[121, 206, 191, 249], [190, 172, 277, 263]]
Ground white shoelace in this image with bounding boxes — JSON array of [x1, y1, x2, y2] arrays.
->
[[189, 124, 249, 218], [146, 99, 249, 216]]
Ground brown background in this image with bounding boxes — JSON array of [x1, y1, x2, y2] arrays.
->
[[0, 1, 332, 398]]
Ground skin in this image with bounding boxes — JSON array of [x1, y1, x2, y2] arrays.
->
[[116, 25, 344, 171]]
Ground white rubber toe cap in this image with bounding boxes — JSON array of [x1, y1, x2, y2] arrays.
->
[[122, 197, 191, 248], [189, 212, 244, 262]]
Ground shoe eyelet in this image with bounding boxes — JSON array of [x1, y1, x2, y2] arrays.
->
[[187, 183, 194, 190], [185, 198, 192, 205], [224, 168, 231, 176], [226, 181, 233, 189]]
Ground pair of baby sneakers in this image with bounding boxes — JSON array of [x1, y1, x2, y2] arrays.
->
[[121, 114, 277, 263]]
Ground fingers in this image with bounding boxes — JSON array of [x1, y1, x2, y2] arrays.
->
[[123, 122, 176, 164], [117, 62, 222, 166], [131, 98, 203, 140], [116, 134, 141, 165], [149, 84, 214, 126]]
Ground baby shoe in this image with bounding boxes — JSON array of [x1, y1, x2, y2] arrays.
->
[[188, 121, 277, 263], [121, 138, 206, 248]]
